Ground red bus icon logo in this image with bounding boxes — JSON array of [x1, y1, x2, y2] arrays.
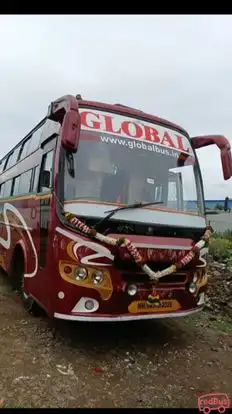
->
[[198, 393, 230, 413]]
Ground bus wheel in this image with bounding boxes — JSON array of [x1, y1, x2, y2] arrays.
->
[[11, 247, 43, 317]]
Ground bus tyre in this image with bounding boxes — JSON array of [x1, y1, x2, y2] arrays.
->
[[11, 248, 43, 317]]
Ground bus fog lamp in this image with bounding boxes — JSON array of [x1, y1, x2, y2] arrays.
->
[[127, 284, 138, 296], [75, 267, 87, 281], [189, 282, 197, 293], [85, 300, 95, 310], [92, 270, 103, 285]]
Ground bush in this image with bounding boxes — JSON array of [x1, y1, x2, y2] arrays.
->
[[209, 235, 232, 262]]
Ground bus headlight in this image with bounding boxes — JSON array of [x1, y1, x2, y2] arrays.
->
[[75, 267, 88, 281], [92, 270, 104, 285]]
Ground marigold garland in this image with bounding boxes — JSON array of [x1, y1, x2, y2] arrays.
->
[[65, 212, 213, 282]]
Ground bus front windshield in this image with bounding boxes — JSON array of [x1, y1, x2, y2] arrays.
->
[[64, 111, 204, 216]]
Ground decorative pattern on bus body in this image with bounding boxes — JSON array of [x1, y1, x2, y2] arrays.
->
[[0, 203, 38, 278], [122, 248, 208, 268], [71, 235, 114, 266], [121, 248, 189, 263], [56, 226, 208, 268]]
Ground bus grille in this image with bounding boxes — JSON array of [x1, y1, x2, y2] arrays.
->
[[122, 272, 187, 284]]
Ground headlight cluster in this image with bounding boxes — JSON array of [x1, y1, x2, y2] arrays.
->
[[75, 267, 104, 285], [59, 260, 113, 300]]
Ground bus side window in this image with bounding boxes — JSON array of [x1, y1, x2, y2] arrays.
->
[[18, 137, 31, 162], [4, 153, 13, 171], [32, 165, 40, 193], [39, 150, 54, 192], [2, 180, 12, 198], [0, 183, 4, 197], [28, 127, 43, 155], [18, 170, 33, 195], [8, 146, 21, 169], [12, 176, 21, 196]]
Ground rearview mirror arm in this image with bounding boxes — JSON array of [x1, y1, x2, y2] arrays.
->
[[47, 95, 79, 123], [191, 135, 232, 180], [47, 95, 81, 153], [191, 135, 231, 151]]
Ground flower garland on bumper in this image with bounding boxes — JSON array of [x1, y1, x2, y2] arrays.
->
[[65, 212, 213, 282]]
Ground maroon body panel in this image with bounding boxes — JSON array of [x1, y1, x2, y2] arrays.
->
[[0, 191, 208, 320]]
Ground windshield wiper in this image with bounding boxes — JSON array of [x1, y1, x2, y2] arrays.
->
[[93, 201, 164, 231]]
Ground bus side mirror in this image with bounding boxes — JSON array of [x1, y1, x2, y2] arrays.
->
[[191, 135, 232, 180], [60, 110, 81, 153], [41, 170, 51, 188], [47, 95, 81, 153]]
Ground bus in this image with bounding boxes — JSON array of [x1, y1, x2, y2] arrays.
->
[[0, 94, 231, 321]]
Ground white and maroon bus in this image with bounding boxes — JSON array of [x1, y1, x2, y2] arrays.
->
[[0, 94, 231, 321]]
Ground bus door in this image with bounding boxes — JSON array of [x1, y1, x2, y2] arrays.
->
[[32, 137, 56, 308]]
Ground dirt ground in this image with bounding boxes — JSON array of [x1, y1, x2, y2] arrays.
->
[[0, 274, 231, 409]]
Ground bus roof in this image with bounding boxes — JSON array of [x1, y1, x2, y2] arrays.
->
[[0, 117, 46, 165], [0, 96, 189, 165], [78, 98, 189, 136]]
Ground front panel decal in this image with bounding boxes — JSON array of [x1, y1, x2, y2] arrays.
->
[[56, 227, 114, 266], [0, 202, 38, 278], [79, 108, 193, 155]]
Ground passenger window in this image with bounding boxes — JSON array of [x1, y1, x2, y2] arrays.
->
[[28, 127, 43, 154], [4, 153, 13, 171], [39, 150, 54, 192], [0, 183, 3, 197], [8, 147, 21, 168], [0, 162, 4, 175], [18, 170, 33, 195], [40, 119, 60, 145], [32, 165, 40, 192], [19, 138, 31, 161], [2, 180, 12, 197], [12, 176, 21, 196]]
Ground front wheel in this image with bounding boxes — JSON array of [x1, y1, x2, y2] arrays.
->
[[11, 248, 43, 317], [20, 281, 42, 316]]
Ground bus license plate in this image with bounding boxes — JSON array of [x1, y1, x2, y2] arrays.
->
[[128, 299, 180, 313]]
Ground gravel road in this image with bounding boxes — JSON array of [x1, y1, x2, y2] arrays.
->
[[0, 274, 231, 409]]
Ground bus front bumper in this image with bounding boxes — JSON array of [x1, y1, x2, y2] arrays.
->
[[54, 306, 203, 322]]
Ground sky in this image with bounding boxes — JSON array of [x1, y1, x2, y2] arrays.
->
[[0, 14, 232, 199]]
